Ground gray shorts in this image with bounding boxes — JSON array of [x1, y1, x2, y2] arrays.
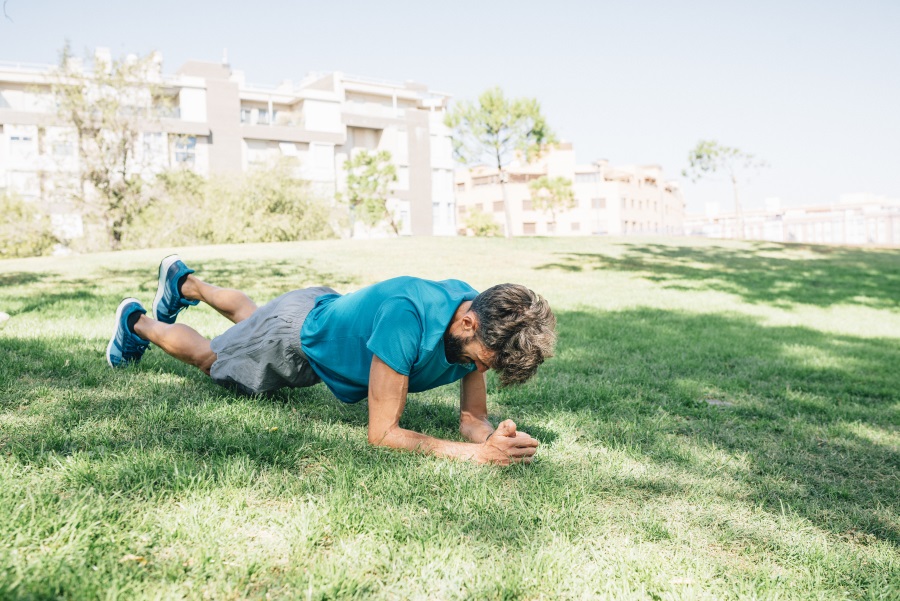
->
[[209, 286, 337, 395]]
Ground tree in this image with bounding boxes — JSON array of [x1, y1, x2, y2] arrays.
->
[[445, 87, 556, 237], [682, 140, 767, 239], [340, 149, 400, 236], [50, 44, 167, 250], [528, 175, 575, 229]]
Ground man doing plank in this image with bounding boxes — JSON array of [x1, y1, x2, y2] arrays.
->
[[107, 255, 556, 465]]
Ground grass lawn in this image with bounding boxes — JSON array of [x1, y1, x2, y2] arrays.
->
[[0, 236, 898, 600]]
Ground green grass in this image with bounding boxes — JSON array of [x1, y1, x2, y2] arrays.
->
[[0, 236, 898, 600]]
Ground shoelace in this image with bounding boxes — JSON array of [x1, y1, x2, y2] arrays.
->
[[119, 323, 149, 357]]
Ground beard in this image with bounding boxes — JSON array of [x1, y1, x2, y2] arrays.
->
[[443, 331, 475, 365]]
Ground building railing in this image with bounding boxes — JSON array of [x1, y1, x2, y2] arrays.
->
[[0, 60, 56, 72]]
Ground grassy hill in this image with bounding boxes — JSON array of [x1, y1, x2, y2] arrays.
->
[[1, 236, 898, 599]]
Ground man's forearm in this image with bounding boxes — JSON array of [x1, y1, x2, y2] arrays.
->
[[372, 425, 483, 461]]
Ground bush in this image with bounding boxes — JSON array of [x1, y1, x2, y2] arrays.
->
[[464, 208, 502, 237], [123, 160, 337, 248], [0, 193, 59, 258]]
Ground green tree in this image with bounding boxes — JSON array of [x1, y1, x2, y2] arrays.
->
[[50, 43, 168, 250], [528, 175, 575, 229], [340, 149, 400, 236], [682, 140, 767, 239], [463, 208, 502, 237], [445, 87, 556, 237]]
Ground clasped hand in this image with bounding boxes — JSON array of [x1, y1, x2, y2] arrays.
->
[[476, 419, 539, 465]]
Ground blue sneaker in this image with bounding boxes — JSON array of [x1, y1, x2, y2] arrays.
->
[[106, 298, 150, 367], [152, 254, 198, 324]]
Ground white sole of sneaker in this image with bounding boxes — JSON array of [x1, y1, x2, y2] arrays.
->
[[152, 254, 181, 321], [107, 297, 142, 367]]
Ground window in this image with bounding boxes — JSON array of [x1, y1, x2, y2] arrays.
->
[[546, 222, 556, 233], [475, 202, 484, 212], [493, 200, 504, 212], [257, 110, 270, 125], [141, 132, 165, 162], [523, 222, 536, 235], [591, 198, 606, 209], [240, 108, 252, 123], [9, 134, 36, 160], [522, 199, 533, 211], [458, 205, 467, 214], [175, 136, 197, 166], [571, 222, 581, 232], [456, 182, 466, 192], [575, 172, 600, 183]]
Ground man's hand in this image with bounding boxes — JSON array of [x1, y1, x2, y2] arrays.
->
[[475, 419, 539, 465]]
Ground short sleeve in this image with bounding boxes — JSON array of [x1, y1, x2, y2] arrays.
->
[[366, 297, 423, 376]]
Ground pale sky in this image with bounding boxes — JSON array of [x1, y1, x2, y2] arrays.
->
[[1, 0, 898, 213]]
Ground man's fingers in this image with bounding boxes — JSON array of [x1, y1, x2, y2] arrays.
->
[[507, 446, 537, 458], [498, 437, 538, 449], [495, 419, 517, 437]]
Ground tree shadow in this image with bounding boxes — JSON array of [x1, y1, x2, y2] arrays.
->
[[513, 307, 899, 545], [0, 271, 49, 288], [1, 292, 896, 559], [536, 242, 900, 308], [98, 258, 360, 297]]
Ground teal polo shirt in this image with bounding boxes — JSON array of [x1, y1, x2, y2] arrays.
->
[[300, 276, 478, 403]]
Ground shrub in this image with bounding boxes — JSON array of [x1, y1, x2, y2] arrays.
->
[[123, 160, 337, 248], [0, 193, 59, 258], [464, 208, 502, 237]]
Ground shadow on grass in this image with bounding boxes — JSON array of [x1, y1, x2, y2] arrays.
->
[[98, 258, 360, 298], [512, 307, 899, 545], [0, 271, 49, 288], [536, 242, 900, 308], [1, 304, 897, 550]]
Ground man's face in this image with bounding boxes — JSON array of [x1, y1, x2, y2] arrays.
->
[[444, 332, 495, 373]]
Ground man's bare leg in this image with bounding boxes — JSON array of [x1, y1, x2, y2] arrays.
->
[[133, 274, 258, 376], [181, 275, 258, 324], [134, 316, 217, 375]]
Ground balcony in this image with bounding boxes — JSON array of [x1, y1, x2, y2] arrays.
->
[[240, 108, 304, 128]]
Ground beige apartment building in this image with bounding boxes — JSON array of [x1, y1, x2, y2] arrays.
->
[[0, 50, 457, 238], [685, 195, 900, 246], [454, 144, 685, 236]]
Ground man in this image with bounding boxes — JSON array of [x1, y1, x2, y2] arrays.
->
[[107, 255, 556, 465]]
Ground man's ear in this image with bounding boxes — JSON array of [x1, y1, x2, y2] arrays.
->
[[462, 311, 479, 334]]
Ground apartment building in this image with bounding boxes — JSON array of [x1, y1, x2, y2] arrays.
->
[[0, 50, 457, 237], [685, 195, 900, 246], [454, 144, 685, 236]]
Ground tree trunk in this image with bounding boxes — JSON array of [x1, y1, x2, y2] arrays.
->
[[732, 175, 744, 239], [495, 148, 513, 238], [500, 175, 513, 238]]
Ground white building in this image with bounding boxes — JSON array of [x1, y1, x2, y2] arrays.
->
[[454, 143, 685, 236], [685, 194, 900, 246], [0, 50, 457, 238]]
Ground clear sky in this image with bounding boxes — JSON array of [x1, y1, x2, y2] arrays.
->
[[1, 0, 898, 213]]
